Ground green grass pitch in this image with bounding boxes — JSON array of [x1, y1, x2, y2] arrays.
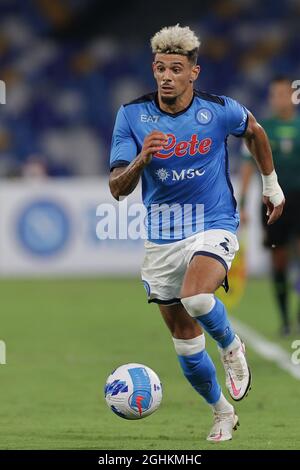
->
[[0, 277, 299, 450]]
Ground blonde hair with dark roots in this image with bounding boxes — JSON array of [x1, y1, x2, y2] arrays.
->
[[151, 24, 200, 64]]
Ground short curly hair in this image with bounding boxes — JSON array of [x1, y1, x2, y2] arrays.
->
[[151, 24, 200, 64]]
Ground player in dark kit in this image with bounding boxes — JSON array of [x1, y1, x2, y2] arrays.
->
[[240, 76, 300, 336], [109, 25, 285, 441]]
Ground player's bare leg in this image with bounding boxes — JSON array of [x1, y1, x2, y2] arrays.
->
[[180, 255, 251, 406], [159, 302, 238, 442], [159, 302, 203, 339]]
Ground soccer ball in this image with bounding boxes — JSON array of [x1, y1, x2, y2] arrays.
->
[[104, 363, 162, 419]]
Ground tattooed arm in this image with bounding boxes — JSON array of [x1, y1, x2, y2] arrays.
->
[[109, 131, 167, 200]]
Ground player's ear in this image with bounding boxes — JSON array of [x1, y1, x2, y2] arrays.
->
[[152, 61, 157, 76], [191, 64, 200, 82]]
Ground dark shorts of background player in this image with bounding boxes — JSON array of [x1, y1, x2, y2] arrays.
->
[[261, 191, 300, 248]]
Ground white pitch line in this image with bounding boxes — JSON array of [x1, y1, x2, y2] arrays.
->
[[230, 317, 300, 380]]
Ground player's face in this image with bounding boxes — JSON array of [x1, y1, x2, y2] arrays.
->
[[269, 81, 293, 115], [152, 54, 200, 104]]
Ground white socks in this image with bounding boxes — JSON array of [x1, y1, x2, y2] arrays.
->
[[211, 392, 233, 414]]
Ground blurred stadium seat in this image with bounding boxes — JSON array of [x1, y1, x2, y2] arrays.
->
[[0, 0, 299, 177]]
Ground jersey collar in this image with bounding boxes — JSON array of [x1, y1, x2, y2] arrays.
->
[[154, 91, 195, 118]]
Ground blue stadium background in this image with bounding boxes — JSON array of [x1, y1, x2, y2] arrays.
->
[[0, 0, 299, 177]]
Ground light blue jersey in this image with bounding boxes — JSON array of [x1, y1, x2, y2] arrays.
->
[[110, 90, 248, 243]]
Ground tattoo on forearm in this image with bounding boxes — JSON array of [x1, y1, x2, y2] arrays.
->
[[109, 155, 146, 199]]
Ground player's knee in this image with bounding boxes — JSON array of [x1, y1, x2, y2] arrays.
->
[[181, 293, 215, 318], [172, 334, 205, 356]]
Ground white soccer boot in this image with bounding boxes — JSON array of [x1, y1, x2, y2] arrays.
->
[[219, 335, 251, 401], [207, 408, 239, 442]]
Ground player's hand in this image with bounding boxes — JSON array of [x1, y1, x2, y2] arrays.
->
[[141, 131, 168, 165], [263, 195, 285, 225], [261, 171, 285, 225]]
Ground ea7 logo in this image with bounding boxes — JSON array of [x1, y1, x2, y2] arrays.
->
[[105, 380, 128, 396], [141, 114, 160, 123], [172, 168, 205, 181]]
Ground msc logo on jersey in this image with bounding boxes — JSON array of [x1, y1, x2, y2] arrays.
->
[[155, 168, 170, 181], [156, 167, 206, 182], [196, 108, 213, 125], [154, 133, 212, 159]]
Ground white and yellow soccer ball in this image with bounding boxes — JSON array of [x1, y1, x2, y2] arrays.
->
[[104, 363, 162, 419]]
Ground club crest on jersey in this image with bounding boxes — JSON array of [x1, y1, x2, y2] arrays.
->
[[154, 133, 212, 159], [196, 108, 213, 125]]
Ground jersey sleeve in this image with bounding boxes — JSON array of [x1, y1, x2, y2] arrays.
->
[[223, 96, 249, 137], [110, 106, 138, 171]]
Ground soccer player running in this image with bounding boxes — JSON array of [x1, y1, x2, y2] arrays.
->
[[240, 77, 300, 336], [109, 25, 285, 442]]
